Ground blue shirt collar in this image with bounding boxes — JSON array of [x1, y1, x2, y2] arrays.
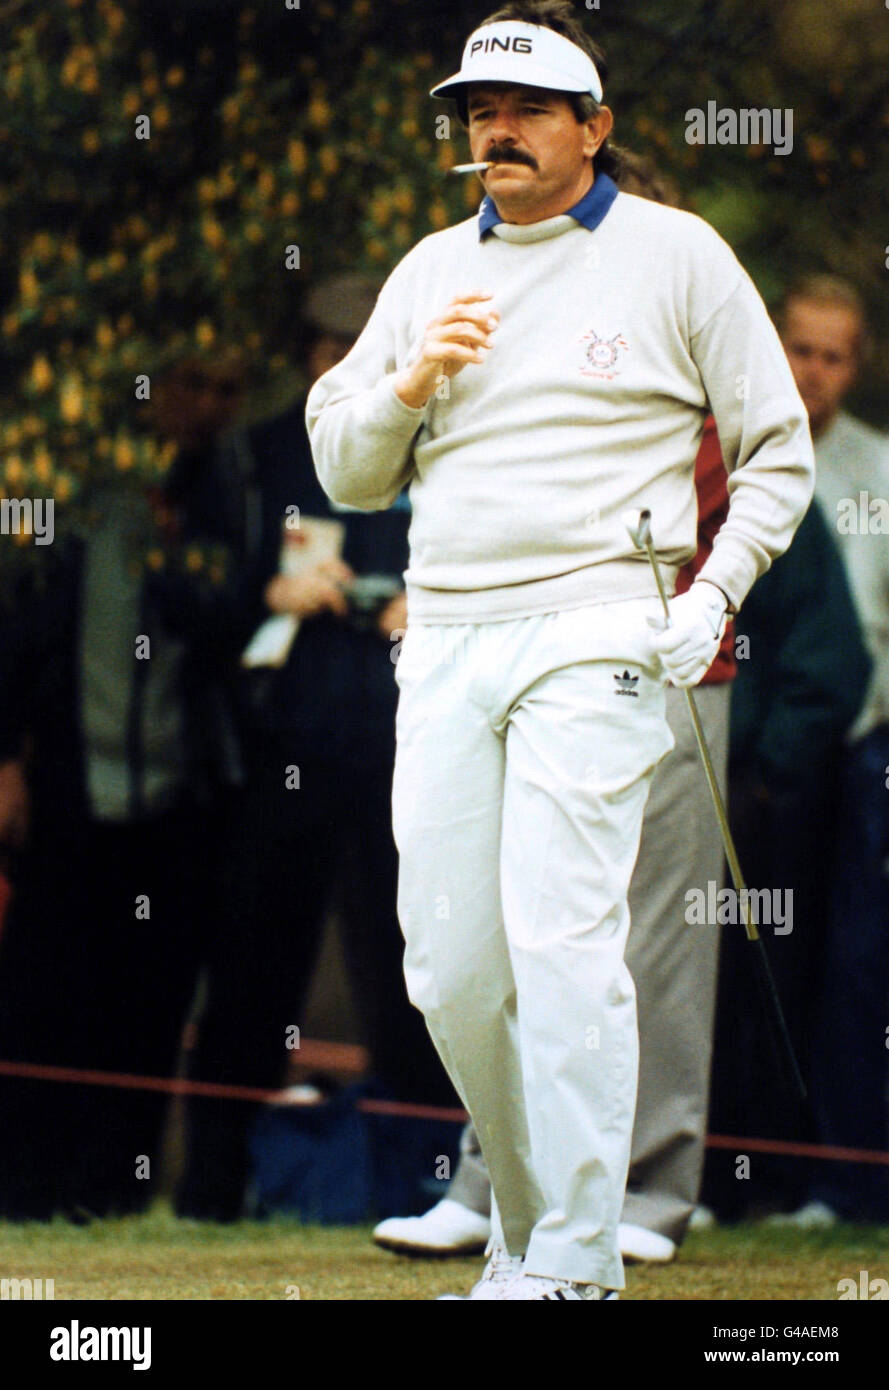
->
[[478, 172, 619, 240]]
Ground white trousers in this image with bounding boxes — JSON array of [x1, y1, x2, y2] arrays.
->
[[391, 599, 675, 1288]]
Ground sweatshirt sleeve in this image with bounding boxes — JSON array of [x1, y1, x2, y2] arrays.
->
[[686, 238, 815, 612], [305, 262, 428, 511]]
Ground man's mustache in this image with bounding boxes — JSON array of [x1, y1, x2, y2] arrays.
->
[[485, 147, 538, 170]]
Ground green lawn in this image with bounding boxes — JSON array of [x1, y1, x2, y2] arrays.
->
[[2, 1205, 888, 1300]]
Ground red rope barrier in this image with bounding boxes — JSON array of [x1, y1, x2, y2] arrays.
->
[[0, 1055, 887, 1166]]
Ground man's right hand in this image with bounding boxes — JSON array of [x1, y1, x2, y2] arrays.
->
[[264, 557, 356, 620], [394, 290, 499, 409], [0, 759, 29, 851]]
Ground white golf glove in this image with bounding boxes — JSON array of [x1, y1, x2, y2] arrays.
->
[[649, 579, 729, 688]]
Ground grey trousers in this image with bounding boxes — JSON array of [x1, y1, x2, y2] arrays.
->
[[448, 682, 730, 1245]]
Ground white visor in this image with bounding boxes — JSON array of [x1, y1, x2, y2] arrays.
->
[[430, 20, 603, 104]]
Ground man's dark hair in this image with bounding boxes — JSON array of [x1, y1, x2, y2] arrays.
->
[[457, 0, 621, 179]]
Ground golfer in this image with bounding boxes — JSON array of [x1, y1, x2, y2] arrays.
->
[[307, 0, 813, 1300]]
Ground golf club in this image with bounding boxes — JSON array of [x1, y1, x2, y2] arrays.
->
[[623, 507, 807, 1105]]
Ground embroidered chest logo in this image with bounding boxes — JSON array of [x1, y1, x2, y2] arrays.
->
[[580, 329, 629, 380]]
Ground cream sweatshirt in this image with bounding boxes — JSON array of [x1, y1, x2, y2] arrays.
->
[[306, 190, 814, 623]]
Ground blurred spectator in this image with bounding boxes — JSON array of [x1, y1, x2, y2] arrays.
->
[[770, 277, 889, 1225], [702, 489, 870, 1220], [0, 351, 249, 1220], [176, 274, 455, 1223]]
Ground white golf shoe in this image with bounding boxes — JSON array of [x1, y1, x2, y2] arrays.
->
[[618, 1222, 677, 1263], [436, 1242, 524, 1299], [502, 1273, 619, 1300], [373, 1198, 491, 1256], [764, 1200, 839, 1229]]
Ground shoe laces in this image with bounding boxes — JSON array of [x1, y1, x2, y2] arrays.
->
[[479, 1243, 523, 1285]]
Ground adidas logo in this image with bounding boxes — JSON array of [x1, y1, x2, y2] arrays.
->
[[614, 670, 639, 697]]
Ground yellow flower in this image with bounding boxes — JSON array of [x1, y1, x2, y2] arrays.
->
[[117, 312, 134, 335], [152, 102, 171, 130], [23, 415, 43, 437], [142, 75, 160, 98], [287, 140, 307, 174], [96, 320, 114, 349], [308, 178, 326, 201], [308, 97, 332, 129], [4, 425, 21, 446], [32, 232, 54, 260], [429, 200, 448, 230], [33, 446, 53, 483], [257, 169, 275, 198], [218, 165, 237, 196], [5, 456, 24, 486], [391, 187, 414, 216], [369, 194, 391, 227], [319, 147, 339, 176], [367, 239, 388, 262], [166, 66, 185, 88], [87, 260, 104, 282], [142, 269, 159, 298], [221, 96, 240, 124], [195, 320, 215, 349], [105, 5, 125, 35], [123, 89, 140, 117], [2, 312, 18, 337], [239, 61, 260, 84], [19, 269, 39, 304], [372, 97, 391, 118], [82, 129, 101, 154], [201, 217, 225, 249], [280, 191, 300, 216], [245, 222, 263, 244], [806, 135, 831, 164], [145, 548, 165, 571], [59, 376, 84, 423], [80, 68, 100, 95], [400, 118, 419, 139], [107, 250, 126, 272], [55, 474, 73, 504], [114, 438, 136, 471], [185, 546, 204, 572], [30, 355, 54, 392]]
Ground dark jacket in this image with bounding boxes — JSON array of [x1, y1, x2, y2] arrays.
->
[[730, 497, 872, 790], [0, 446, 249, 836], [235, 395, 410, 770]]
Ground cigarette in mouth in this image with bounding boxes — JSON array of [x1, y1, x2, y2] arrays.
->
[[448, 162, 494, 175]]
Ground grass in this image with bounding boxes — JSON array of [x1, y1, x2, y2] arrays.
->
[[2, 1204, 888, 1300]]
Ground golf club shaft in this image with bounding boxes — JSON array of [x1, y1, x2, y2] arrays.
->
[[641, 533, 807, 1104]]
